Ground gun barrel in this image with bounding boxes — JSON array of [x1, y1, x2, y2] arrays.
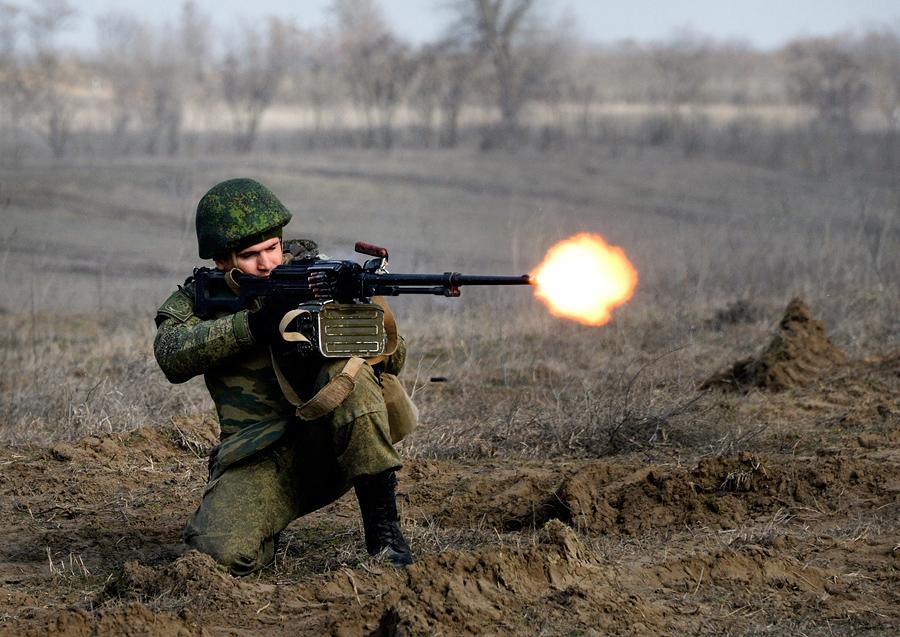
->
[[452, 273, 532, 286], [371, 273, 531, 286], [362, 272, 531, 297]]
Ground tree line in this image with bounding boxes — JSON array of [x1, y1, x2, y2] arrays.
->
[[1, 0, 898, 177]]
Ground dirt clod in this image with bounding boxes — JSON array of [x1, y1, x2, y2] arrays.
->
[[104, 552, 238, 611], [539, 519, 583, 560]]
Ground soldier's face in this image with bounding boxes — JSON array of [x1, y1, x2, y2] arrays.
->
[[215, 237, 282, 277]]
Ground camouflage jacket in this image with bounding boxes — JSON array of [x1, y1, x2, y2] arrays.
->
[[153, 239, 405, 470]]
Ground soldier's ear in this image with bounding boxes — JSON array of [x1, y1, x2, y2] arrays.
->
[[214, 253, 234, 271]]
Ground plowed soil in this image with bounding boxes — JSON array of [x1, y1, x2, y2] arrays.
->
[[2, 296, 899, 635], [2, 383, 899, 636]]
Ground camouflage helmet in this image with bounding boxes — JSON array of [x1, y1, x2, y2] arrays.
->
[[195, 178, 292, 259]]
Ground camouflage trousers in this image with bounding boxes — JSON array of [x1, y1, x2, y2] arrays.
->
[[183, 362, 402, 576]]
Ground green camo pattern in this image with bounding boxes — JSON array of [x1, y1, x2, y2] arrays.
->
[[196, 178, 292, 259], [154, 243, 406, 474], [159, 238, 406, 576], [183, 404, 400, 576], [155, 286, 294, 469], [154, 283, 255, 385]]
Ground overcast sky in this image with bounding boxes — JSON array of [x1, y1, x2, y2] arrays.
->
[[31, 0, 900, 51]]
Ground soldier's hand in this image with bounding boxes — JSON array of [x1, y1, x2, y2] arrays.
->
[[247, 296, 296, 344]]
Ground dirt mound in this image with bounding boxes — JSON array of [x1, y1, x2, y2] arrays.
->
[[555, 458, 758, 534], [46, 416, 218, 467], [553, 451, 896, 535], [406, 459, 570, 532], [30, 553, 251, 637], [28, 602, 204, 637], [415, 446, 900, 539], [701, 297, 847, 391], [360, 531, 665, 636], [103, 551, 242, 611], [652, 543, 826, 592]]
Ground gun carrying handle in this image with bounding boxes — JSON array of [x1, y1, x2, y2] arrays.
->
[[355, 241, 389, 260], [278, 309, 311, 343]]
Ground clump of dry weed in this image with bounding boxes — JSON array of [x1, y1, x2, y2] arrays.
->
[[0, 313, 209, 446]]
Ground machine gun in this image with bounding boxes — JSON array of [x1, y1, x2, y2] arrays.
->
[[193, 241, 531, 358]]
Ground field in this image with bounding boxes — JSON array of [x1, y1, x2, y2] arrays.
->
[[0, 146, 898, 635]]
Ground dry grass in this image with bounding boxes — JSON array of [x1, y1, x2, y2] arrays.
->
[[0, 313, 207, 445], [0, 146, 897, 459]]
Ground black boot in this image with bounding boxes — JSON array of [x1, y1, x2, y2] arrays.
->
[[354, 470, 414, 567]]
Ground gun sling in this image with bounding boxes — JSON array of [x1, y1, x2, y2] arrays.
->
[[270, 352, 366, 421]]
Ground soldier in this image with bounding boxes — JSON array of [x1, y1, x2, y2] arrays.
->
[[154, 178, 413, 576]]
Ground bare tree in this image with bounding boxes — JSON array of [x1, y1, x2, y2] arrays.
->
[[433, 38, 478, 148], [786, 37, 867, 130], [331, 0, 416, 149], [301, 32, 342, 146], [0, 2, 29, 163], [25, 0, 78, 157], [651, 30, 710, 115], [784, 36, 869, 174], [144, 33, 185, 155], [855, 27, 900, 172], [648, 29, 711, 152], [177, 1, 211, 87], [564, 52, 600, 142], [449, 0, 560, 149], [407, 40, 479, 148], [95, 12, 150, 150], [408, 44, 442, 146], [95, 11, 185, 155], [220, 17, 295, 153], [176, 0, 214, 150], [0, 3, 15, 65], [857, 28, 900, 132]]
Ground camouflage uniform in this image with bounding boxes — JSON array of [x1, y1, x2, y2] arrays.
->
[[154, 239, 405, 576]]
